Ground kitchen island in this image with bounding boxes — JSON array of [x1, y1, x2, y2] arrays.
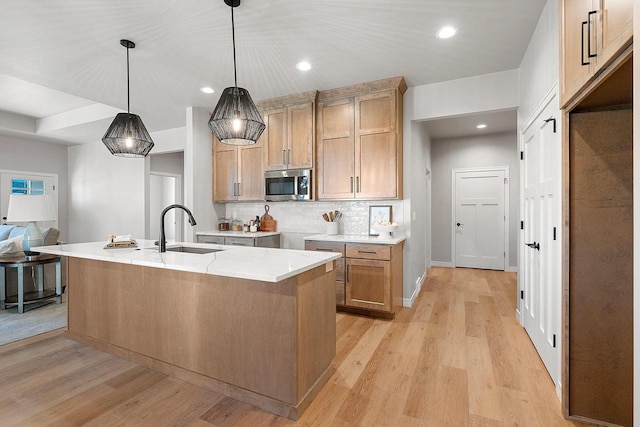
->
[[34, 240, 341, 419]]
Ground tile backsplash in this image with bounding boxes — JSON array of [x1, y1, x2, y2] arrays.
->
[[225, 200, 404, 236]]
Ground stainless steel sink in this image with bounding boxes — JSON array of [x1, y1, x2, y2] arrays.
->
[[165, 246, 224, 254]]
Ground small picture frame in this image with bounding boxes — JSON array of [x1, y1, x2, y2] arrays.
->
[[369, 205, 392, 236]]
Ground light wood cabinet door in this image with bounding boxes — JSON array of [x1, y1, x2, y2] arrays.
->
[[213, 135, 265, 202], [597, 0, 633, 69], [316, 98, 355, 199], [264, 108, 287, 171], [560, 0, 632, 107], [346, 258, 391, 312], [213, 142, 238, 202], [355, 90, 398, 199], [560, 0, 597, 106], [287, 102, 314, 170], [237, 143, 264, 201]]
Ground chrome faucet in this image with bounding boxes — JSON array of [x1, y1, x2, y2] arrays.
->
[[159, 204, 197, 253]]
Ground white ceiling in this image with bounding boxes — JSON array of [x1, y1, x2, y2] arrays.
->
[[424, 110, 518, 140], [0, 0, 545, 145]]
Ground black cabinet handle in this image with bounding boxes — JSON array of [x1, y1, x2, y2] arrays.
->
[[587, 10, 597, 59], [581, 20, 589, 65]]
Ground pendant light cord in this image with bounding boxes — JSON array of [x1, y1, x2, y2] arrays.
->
[[126, 45, 131, 114], [231, 5, 238, 89]]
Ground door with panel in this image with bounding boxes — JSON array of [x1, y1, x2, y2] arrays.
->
[[355, 90, 398, 199], [263, 108, 287, 171], [454, 169, 506, 270], [287, 102, 314, 170], [237, 143, 264, 201], [316, 98, 355, 199], [560, 0, 597, 105], [212, 142, 238, 202], [521, 96, 561, 387]]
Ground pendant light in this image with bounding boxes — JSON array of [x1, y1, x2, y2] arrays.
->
[[102, 39, 154, 157], [208, 0, 265, 146]]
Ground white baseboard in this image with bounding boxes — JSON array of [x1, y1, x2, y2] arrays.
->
[[431, 261, 454, 268], [515, 309, 522, 324], [505, 266, 518, 273], [403, 271, 427, 307]]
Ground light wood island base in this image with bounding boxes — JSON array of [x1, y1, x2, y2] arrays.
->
[[66, 257, 337, 420]]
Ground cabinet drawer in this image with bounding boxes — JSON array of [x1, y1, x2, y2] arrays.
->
[[197, 235, 224, 245], [305, 241, 346, 256], [224, 237, 255, 247], [346, 244, 390, 260]]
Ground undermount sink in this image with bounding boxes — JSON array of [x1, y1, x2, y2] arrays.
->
[[165, 246, 224, 254]]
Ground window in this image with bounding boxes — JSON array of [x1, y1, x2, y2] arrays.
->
[[11, 179, 45, 195]]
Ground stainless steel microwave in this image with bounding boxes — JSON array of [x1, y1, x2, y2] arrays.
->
[[265, 169, 312, 201]]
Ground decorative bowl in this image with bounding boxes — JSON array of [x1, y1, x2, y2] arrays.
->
[[373, 224, 399, 240]]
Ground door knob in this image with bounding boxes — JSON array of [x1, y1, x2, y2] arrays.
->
[[456, 222, 463, 227], [525, 241, 540, 250]]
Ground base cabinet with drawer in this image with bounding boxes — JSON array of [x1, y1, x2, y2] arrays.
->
[[305, 239, 403, 318], [197, 233, 280, 248]]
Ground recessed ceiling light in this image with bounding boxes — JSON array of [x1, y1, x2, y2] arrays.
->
[[296, 61, 312, 71], [200, 87, 214, 94], [437, 26, 457, 39], [477, 124, 487, 129]]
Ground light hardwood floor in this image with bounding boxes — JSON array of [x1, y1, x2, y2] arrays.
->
[[0, 267, 586, 426]]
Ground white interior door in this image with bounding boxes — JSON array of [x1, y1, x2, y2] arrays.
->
[[454, 169, 506, 270], [0, 171, 57, 228], [521, 95, 561, 387]]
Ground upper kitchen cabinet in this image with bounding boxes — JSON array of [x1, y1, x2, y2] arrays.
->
[[317, 77, 406, 200], [212, 135, 264, 202], [560, 0, 633, 107], [258, 91, 317, 171]]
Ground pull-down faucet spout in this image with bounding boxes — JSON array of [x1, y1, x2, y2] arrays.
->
[[159, 204, 197, 253]]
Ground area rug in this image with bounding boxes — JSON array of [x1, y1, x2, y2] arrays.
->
[[0, 295, 66, 346]]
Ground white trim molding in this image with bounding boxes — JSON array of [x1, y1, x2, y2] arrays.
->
[[506, 266, 518, 273], [431, 261, 454, 268], [403, 271, 427, 307]]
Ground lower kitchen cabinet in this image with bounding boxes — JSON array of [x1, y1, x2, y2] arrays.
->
[[305, 239, 403, 318], [197, 233, 280, 248]]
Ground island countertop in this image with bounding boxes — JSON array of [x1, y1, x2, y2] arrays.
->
[[33, 239, 340, 283]]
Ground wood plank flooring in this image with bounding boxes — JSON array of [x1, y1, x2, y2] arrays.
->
[[0, 267, 587, 426]]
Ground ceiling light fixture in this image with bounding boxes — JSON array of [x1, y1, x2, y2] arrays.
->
[[201, 87, 215, 94], [477, 124, 487, 129], [102, 39, 154, 158], [208, 0, 265, 146], [436, 26, 457, 39], [296, 61, 312, 71]]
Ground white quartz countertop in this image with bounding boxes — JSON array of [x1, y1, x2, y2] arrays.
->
[[304, 234, 406, 245], [33, 239, 339, 283], [196, 231, 280, 237]]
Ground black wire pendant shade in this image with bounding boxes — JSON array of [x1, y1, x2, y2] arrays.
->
[[208, 0, 265, 145], [102, 40, 154, 158]]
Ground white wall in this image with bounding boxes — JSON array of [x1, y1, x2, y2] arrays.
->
[[411, 69, 519, 121], [150, 151, 184, 175], [519, 0, 559, 122], [185, 107, 219, 242], [68, 126, 186, 244], [430, 131, 519, 268], [0, 135, 69, 241], [68, 140, 146, 243]]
